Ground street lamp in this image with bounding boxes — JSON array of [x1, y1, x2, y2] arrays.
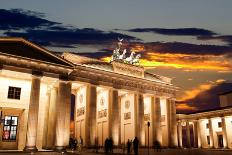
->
[[147, 121, 150, 155], [0, 109, 4, 124]]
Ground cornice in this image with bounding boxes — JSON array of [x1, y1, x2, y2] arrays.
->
[[0, 52, 72, 76], [177, 108, 232, 121], [70, 65, 177, 97]]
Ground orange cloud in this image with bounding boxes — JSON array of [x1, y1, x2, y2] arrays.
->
[[178, 83, 213, 101], [176, 103, 198, 111], [101, 51, 232, 72]]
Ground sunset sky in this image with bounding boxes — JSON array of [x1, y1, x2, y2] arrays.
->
[[1, 0, 232, 113]]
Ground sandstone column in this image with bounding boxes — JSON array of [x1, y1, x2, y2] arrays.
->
[[186, 120, 191, 148], [167, 99, 178, 147], [177, 121, 182, 148], [64, 82, 72, 146], [208, 118, 215, 148], [151, 97, 161, 144], [18, 109, 29, 150], [54, 81, 69, 151], [85, 84, 97, 147], [197, 120, 202, 148], [108, 89, 120, 145], [24, 74, 41, 152], [46, 87, 57, 149], [221, 116, 228, 148], [193, 121, 198, 148], [134, 93, 145, 145]]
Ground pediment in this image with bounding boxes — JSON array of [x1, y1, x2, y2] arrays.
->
[[0, 38, 73, 67]]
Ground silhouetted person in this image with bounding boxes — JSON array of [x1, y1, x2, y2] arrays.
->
[[73, 138, 77, 150], [95, 137, 99, 153], [109, 137, 113, 153], [69, 137, 74, 150], [153, 140, 161, 152], [127, 139, 131, 154], [133, 137, 139, 155], [105, 138, 109, 154]]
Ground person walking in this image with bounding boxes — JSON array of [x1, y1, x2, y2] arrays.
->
[[104, 138, 109, 154], [109, 137, 113, 153], [133, 137, 139, 155], [127, 139, 131, 154]]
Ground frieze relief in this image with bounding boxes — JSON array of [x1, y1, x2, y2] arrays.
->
[[124, 112, 131, 120], [77, 107, 85, 117], [98, 109, 107, 118]]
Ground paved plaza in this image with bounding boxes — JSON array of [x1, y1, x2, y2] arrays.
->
[[0, 149, 232, 155]]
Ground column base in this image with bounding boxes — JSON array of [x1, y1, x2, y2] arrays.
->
[[54, 146, 66, 152], [23, 146, 38, 152]]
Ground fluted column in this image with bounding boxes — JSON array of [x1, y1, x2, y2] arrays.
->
[[54, 81, 69, 151], [221, 117, 228, 148], [177, 121, 182, 148], [168, 99, 178, 147], [208, 118, 215, 148], [64, 82, 72, 146], [186, 120, 191, 148], [134, 93, 145, 145], [108, 89, 120, 145], [85, 84, 97, 147], [193, 121, 198, 148], [151, 97, 161, 144], [197, 120, 202, 148], [46, 87, 57, 149], [24, 75, 41, 152]]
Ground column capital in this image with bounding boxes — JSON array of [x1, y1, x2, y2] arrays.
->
[[59, 74, 69, 81], [31, 70, 43, 77]]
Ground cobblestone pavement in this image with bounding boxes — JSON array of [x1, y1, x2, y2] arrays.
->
[[0, 148, 232, 155]]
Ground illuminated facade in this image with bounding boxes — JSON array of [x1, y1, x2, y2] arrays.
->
[[177, 92, 232, 149], [0, 38, 177, 151]]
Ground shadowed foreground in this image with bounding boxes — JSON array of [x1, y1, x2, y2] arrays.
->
[[0, 149, 232, 155]]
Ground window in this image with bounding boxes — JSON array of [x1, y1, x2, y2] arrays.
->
[[2, 116, 18, 141], [218, 122, 222, 128], [7, 87, 21, 100], [207, 136, 210, 145], [206, 123, 209, 129]]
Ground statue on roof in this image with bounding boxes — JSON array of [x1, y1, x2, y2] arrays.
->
[[132, 54, 141, 65], [110, 38, 141, 65]]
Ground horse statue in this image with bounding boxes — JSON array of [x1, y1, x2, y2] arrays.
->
[[132, 54, 141, 65], [125, 51, 135, 64], [110, 48, 120, 62], [119, 49, 127, 60]]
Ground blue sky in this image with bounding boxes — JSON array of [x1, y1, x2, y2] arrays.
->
[[2, 0, 232, 33], [1, 0, 232, 113]]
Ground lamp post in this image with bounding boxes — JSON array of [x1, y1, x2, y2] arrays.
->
[[147, 121, 150, 155], [0, 109, 4, 124]]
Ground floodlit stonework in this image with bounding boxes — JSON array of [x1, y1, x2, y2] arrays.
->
[[0, 37, 178, 151], [177, 92, 232, 149]]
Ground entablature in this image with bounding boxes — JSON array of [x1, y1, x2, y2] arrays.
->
[[70, 64, 178, 97]]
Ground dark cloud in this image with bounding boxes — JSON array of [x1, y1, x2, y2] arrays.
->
[[197, 35, 232, 46], [177, 82, 232, 114], [128, 28, 216, 36], [127, 42, 232, 57], [0, 9, 58, 30], [71, 50, 112, 59], [74, 41, 232, 62], [1, 9, 139, 47], [5, 29, 138, 47]]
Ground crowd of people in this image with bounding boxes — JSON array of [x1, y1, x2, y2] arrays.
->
[[69, 136, 83, 152], [69, 136, 162, 154], [126, 137, 139, 155]]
